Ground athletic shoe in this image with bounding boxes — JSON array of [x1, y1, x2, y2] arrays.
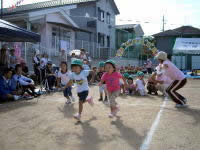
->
[[74, 113, 81, 120], [164, 96, 169, 101], [104, 96, 108, 102], [183, 99, 188, 103], [65, 99, 71, 104], [113, 105, 120, 116], [70, 96, 75, 102], [98, 97, 103, 101], [13, 95, 21, 101], [175, 104, 188, 108], [108, 113, 114, 118], [87, 96, 94, 106]]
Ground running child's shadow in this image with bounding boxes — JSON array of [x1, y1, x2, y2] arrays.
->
[[75, 117, 103, 150], [111, 117, 145, 150], [57, 103, 76, 118]]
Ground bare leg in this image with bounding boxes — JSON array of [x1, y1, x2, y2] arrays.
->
[[79, 101, 83, 115]]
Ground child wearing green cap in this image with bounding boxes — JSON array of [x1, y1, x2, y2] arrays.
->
[[135, 71, 146, 96], [64, 59, 94, 121], [100, 60, 127, 118]]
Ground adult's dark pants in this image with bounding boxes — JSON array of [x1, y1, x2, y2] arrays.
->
[[166, 78, 187, 105]]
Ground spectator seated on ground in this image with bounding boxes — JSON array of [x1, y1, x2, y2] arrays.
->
[[21, 60, 29, 77], [13, 64, 39, 98], [45, 61, 56, 90], [0, 68, 21, 101], [147, 72, 158, 95]]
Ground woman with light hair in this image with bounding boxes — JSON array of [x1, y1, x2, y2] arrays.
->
[[155, 51, 187, 108]]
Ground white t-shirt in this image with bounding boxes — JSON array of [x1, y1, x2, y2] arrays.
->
[[162, 60, 185, 81], [136, 79, 145, 90], [70, 70, 90, 93], [57, 71, 71, 85], [82, 64, 90, 70]]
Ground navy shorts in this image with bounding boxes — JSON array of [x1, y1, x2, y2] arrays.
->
[[78, 91, 89, 102], [63, 87, 72, 97]]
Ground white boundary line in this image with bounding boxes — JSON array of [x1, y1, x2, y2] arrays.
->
[[139, 101, 167, 150]]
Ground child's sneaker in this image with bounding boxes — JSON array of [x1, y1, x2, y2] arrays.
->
[[74, 113, 81, 120], [104, 96, 108, 102], [113, 105, 120, 116], [14, 95, 21, 101], [98, 97, 103, 101], [87, 96, 94, 106], [65, 99, 71, 104], [70, 96, 75, 102], [108, 113, 114, 118]]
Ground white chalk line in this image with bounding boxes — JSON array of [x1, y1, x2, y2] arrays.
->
[[139, 101, 167, 150]]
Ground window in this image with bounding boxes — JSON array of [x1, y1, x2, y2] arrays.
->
[[106, 12, 111, 24], [98, 33, 105, 47], [107, 36, 110, 47], [98, 7, 105, 22]]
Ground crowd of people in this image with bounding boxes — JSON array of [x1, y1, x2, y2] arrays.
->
[[0, 45, 188, 120]]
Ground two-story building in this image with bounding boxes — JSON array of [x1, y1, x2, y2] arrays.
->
[[2, 0, 119, 69]]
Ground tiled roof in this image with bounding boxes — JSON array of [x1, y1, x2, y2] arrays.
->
[[116, 24, 138, 30], [4, 0, 96, 15], [153, 26, 200, 37]]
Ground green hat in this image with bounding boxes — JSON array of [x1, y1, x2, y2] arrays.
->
[[128, 75, 134, 80], [99, 61, 105, 67], [105, 60, 116, 68], [137, 71, 144, 76], [71, 59, 83, 67], [123, 73, 130, 78]]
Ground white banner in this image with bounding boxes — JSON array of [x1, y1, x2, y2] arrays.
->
[[173, 38, 200, 54]]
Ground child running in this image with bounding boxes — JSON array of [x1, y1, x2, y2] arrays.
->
[[57, 61, 74, 104], [100, 60, 127, 118], [135, 71, 147, 96], [64, 59, 94, 120], [96, 61, 108, 102]]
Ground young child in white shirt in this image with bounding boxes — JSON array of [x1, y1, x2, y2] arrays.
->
[[135, 71, 146, 96], [64, 59, 94, 121], [57, 61, 74, 104]]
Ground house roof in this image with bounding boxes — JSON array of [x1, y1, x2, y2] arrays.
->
[[116, 24, 138, 30], [4, 0, 120, 15], [153, 26, 200, 37]]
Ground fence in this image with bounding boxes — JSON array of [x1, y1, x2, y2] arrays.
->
[[1, 39, 117, 71]]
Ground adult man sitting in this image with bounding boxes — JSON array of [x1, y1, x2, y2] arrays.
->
[[13, 64, 39, 97], [0, 68, 21, 101]]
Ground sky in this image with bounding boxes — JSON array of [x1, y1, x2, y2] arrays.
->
[[3, 0, 200, 35]]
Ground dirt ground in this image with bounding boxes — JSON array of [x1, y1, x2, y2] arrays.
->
[[0, 79, 200, 150]]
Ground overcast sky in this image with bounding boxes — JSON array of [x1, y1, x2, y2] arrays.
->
[[3, 0, 200, 35]]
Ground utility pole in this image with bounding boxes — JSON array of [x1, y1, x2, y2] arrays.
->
[[162, 15, 165, 32], [1, 0, 3, 19]]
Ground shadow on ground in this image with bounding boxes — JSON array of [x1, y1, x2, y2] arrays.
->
[[111, 117, 145, 150]]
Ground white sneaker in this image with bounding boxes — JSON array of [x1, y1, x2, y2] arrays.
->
[[108, 113, 114, 118], [65, 99, 71, 104], [70, 96, 75, 102], [164, 96, 169, 101], [87, 96, 94, 106], [74, 113, 81, 120], [14, 95, 21, 101], [175, 104, 188, 108]]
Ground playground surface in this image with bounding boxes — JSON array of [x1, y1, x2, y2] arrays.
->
[[0, 79, 200, 150]]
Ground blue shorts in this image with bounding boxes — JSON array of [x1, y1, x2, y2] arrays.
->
[[63, 87, 72, 97], [78, 91, 89, 102]]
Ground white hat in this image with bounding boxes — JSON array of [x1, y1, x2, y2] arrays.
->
[[155, 51, 167, 61], [35, 49, 40, 55]]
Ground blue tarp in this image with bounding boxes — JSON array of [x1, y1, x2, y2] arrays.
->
[[0, 19, 40, 42]]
